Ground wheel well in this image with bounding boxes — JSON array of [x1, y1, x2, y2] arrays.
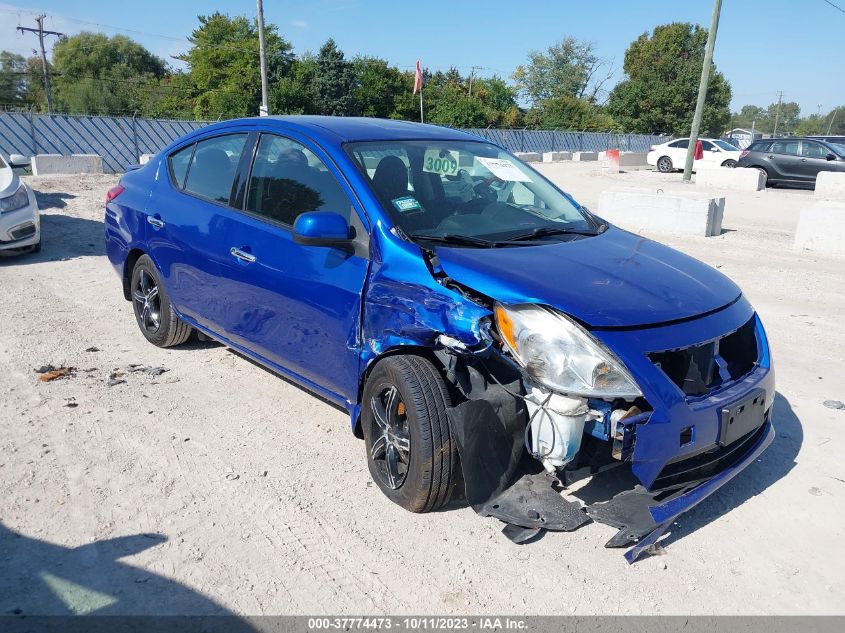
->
[[122, 248, 145, 300], [720, 159, 735, 166]]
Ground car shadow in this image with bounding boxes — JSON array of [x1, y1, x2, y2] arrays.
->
[[658, 390, 801, 547], [0, 213, 104, 265], [0, 523, 256, 627], [35, 190, 77, 210]]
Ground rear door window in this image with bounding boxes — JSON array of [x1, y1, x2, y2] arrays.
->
[[700, 140, 716, 151], [771, 140, 799, 156], [748, 141, 771, 152], [668, 139, 689, 149], [183, 134, 248, 205], [245, 134, 351, 226], [168, 144, 194, 189]]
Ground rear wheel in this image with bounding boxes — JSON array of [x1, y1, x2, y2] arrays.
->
[[362, 355, 458, 513], [131, 254, 192, 347], [657, 156, 673, 173]]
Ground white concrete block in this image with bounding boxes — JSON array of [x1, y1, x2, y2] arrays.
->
[[597, 188, 725, 237], [139, 153, 155, 165], [542, 151, 572, 162], [573, 152, 598, 162], [815, 171, 845, 200], [514, 152, 541, 163], [695, 165, 765, 191], [31, 153, 103, 175], [618, 152, 649, 168], [794, 201, 845, 255], [597, 151, 607, 161]]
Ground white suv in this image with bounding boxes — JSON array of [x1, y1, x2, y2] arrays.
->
[[647, 138, 742, 173], [0, 154, 40, 254]]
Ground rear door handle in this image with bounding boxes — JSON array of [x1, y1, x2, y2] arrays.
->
[[800, 158, 808, 162], [147, 216, 165, 229], [230, 247, 256, 264]]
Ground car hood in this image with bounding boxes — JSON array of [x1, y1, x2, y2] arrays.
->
[[0, 164, 19, 197], [434, 227, 742, 328]]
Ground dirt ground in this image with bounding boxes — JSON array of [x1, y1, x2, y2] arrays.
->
[[1, 166, 843, 617]]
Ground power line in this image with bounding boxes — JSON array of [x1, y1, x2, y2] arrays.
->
[[16, 15, 64, 114], [821, 0, 845, 15]]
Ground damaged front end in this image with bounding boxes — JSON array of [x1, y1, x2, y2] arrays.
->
[[360, 230, 774, 563], [432, 296, 774, 563]]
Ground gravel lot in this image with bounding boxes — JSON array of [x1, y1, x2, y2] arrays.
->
[[1, 166, 843, 616]]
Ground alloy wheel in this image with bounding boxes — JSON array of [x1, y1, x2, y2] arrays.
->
[[133, 269, 161, 333], [369, 385, 411, 490], [657, 157, 672, 173]]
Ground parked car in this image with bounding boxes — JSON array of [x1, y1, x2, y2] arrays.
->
[[737, 137, 845, 186], [0, 153, 40, 255], [106, 117, 775, 562], [647, 137, 742, 173], [805, 135, 845, 148]]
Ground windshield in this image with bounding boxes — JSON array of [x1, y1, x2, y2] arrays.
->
[[714, 140, 738, 151], [345, 140, 598, 246], [828, 142, 845, 157]]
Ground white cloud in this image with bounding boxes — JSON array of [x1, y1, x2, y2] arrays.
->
[[290, 19, 307, 29]]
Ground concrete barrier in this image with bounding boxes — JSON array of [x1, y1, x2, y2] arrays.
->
[[794, 201, 845, 256], [542, 151, 572, 162], [618, 152, 649, 168], [815, 171, 845, 200], [573, 152, 598, 162], [695, 165, 765, 191], [597, 188, 725, 237], [514, 152, 541, 163], [31, 154, 103, 175]]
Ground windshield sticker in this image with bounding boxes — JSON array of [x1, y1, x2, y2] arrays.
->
[[423, 149, 459, 176], [475, 157, 531, 182], [392, 196, 423, 214]]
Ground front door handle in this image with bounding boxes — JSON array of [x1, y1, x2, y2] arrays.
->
[[230, 247, 256, 264], [767, 155, 775, 159], [800, 158, 808, 162], [147, 216, 165, 229]]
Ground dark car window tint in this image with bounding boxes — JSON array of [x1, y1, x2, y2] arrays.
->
[[168, 143, 194, 189], [668, 140, 689, 149], [246, 134, 350, 226], [801, 142, 828, 158], [700, 140, 715, 150], [184, 134, 248, 204], [748, 141, 770, 152], [771, 140, 799, 156]]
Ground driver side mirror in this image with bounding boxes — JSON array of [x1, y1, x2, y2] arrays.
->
[[710, 148, 720, 152], [292, 211, 352, 247], [827, 153, 837, 161]]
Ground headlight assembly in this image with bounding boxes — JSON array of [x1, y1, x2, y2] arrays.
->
[[0, 184, 30, 214], [495, 303, 642, 399]]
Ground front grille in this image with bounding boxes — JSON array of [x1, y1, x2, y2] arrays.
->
[[9, 224, 36, 240], [649, 316, 757, 397]]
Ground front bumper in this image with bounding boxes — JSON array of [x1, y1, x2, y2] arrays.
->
[[0, 185, 40, 252]]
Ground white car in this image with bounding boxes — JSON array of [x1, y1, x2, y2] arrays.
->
[[647, 137, 742, 173], [0, 154, 40, 254]]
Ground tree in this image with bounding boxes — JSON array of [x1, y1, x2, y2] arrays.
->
[[525, 95, 620, 131], [352, 56, 407, 118], [512, 38, 612, 107], [606, 23, 732, 136], [730, 104, 768, 131], [768, 101, 800, 135], [312, 38, 356, 116], [179, 13, 293, 119], [0, 51, 28, 106], [51, 32, 168, 114]]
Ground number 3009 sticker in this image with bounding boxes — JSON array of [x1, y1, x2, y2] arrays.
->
[[423, 148, 459, 176]]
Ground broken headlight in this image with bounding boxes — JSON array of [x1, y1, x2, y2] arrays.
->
[[494, 303, 642, 399]]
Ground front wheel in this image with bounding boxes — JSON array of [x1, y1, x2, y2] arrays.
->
[[131, 254, 192, 347], [721, 159, 737, 168], [362, 355, 458, 513], [656, 156, 673, 173]]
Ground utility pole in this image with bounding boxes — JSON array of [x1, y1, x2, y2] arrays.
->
[[772, 91, 783, 137], [17, 15, 63, 114], [467, 66, 482, 98], [256, 0, 270, 116], [683, 0, 722, 182], [828, 107, 838, 135]]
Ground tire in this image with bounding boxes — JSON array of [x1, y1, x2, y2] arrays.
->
[[656, 156, 673, 173], [362, 355, 458, 513], [721, 159, 737, 168], [130, 254, 192, 348]]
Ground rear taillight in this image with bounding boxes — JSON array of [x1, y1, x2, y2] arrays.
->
[[740, 150, 749, 159], [106, 184, 125, 204]]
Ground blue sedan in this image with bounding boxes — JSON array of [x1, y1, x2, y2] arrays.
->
[[105, 116, 774, 562]]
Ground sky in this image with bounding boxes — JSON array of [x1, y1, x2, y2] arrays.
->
[[1, 0, 843, 115]]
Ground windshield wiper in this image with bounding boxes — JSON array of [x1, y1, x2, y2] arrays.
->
[[503, 226, 602, 242], [409, 233, 499, 248]]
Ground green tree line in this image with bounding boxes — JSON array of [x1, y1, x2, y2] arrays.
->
[[9, 14, 836, 138]]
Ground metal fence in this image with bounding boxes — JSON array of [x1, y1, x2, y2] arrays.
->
[[0, 111, 667, 174]]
